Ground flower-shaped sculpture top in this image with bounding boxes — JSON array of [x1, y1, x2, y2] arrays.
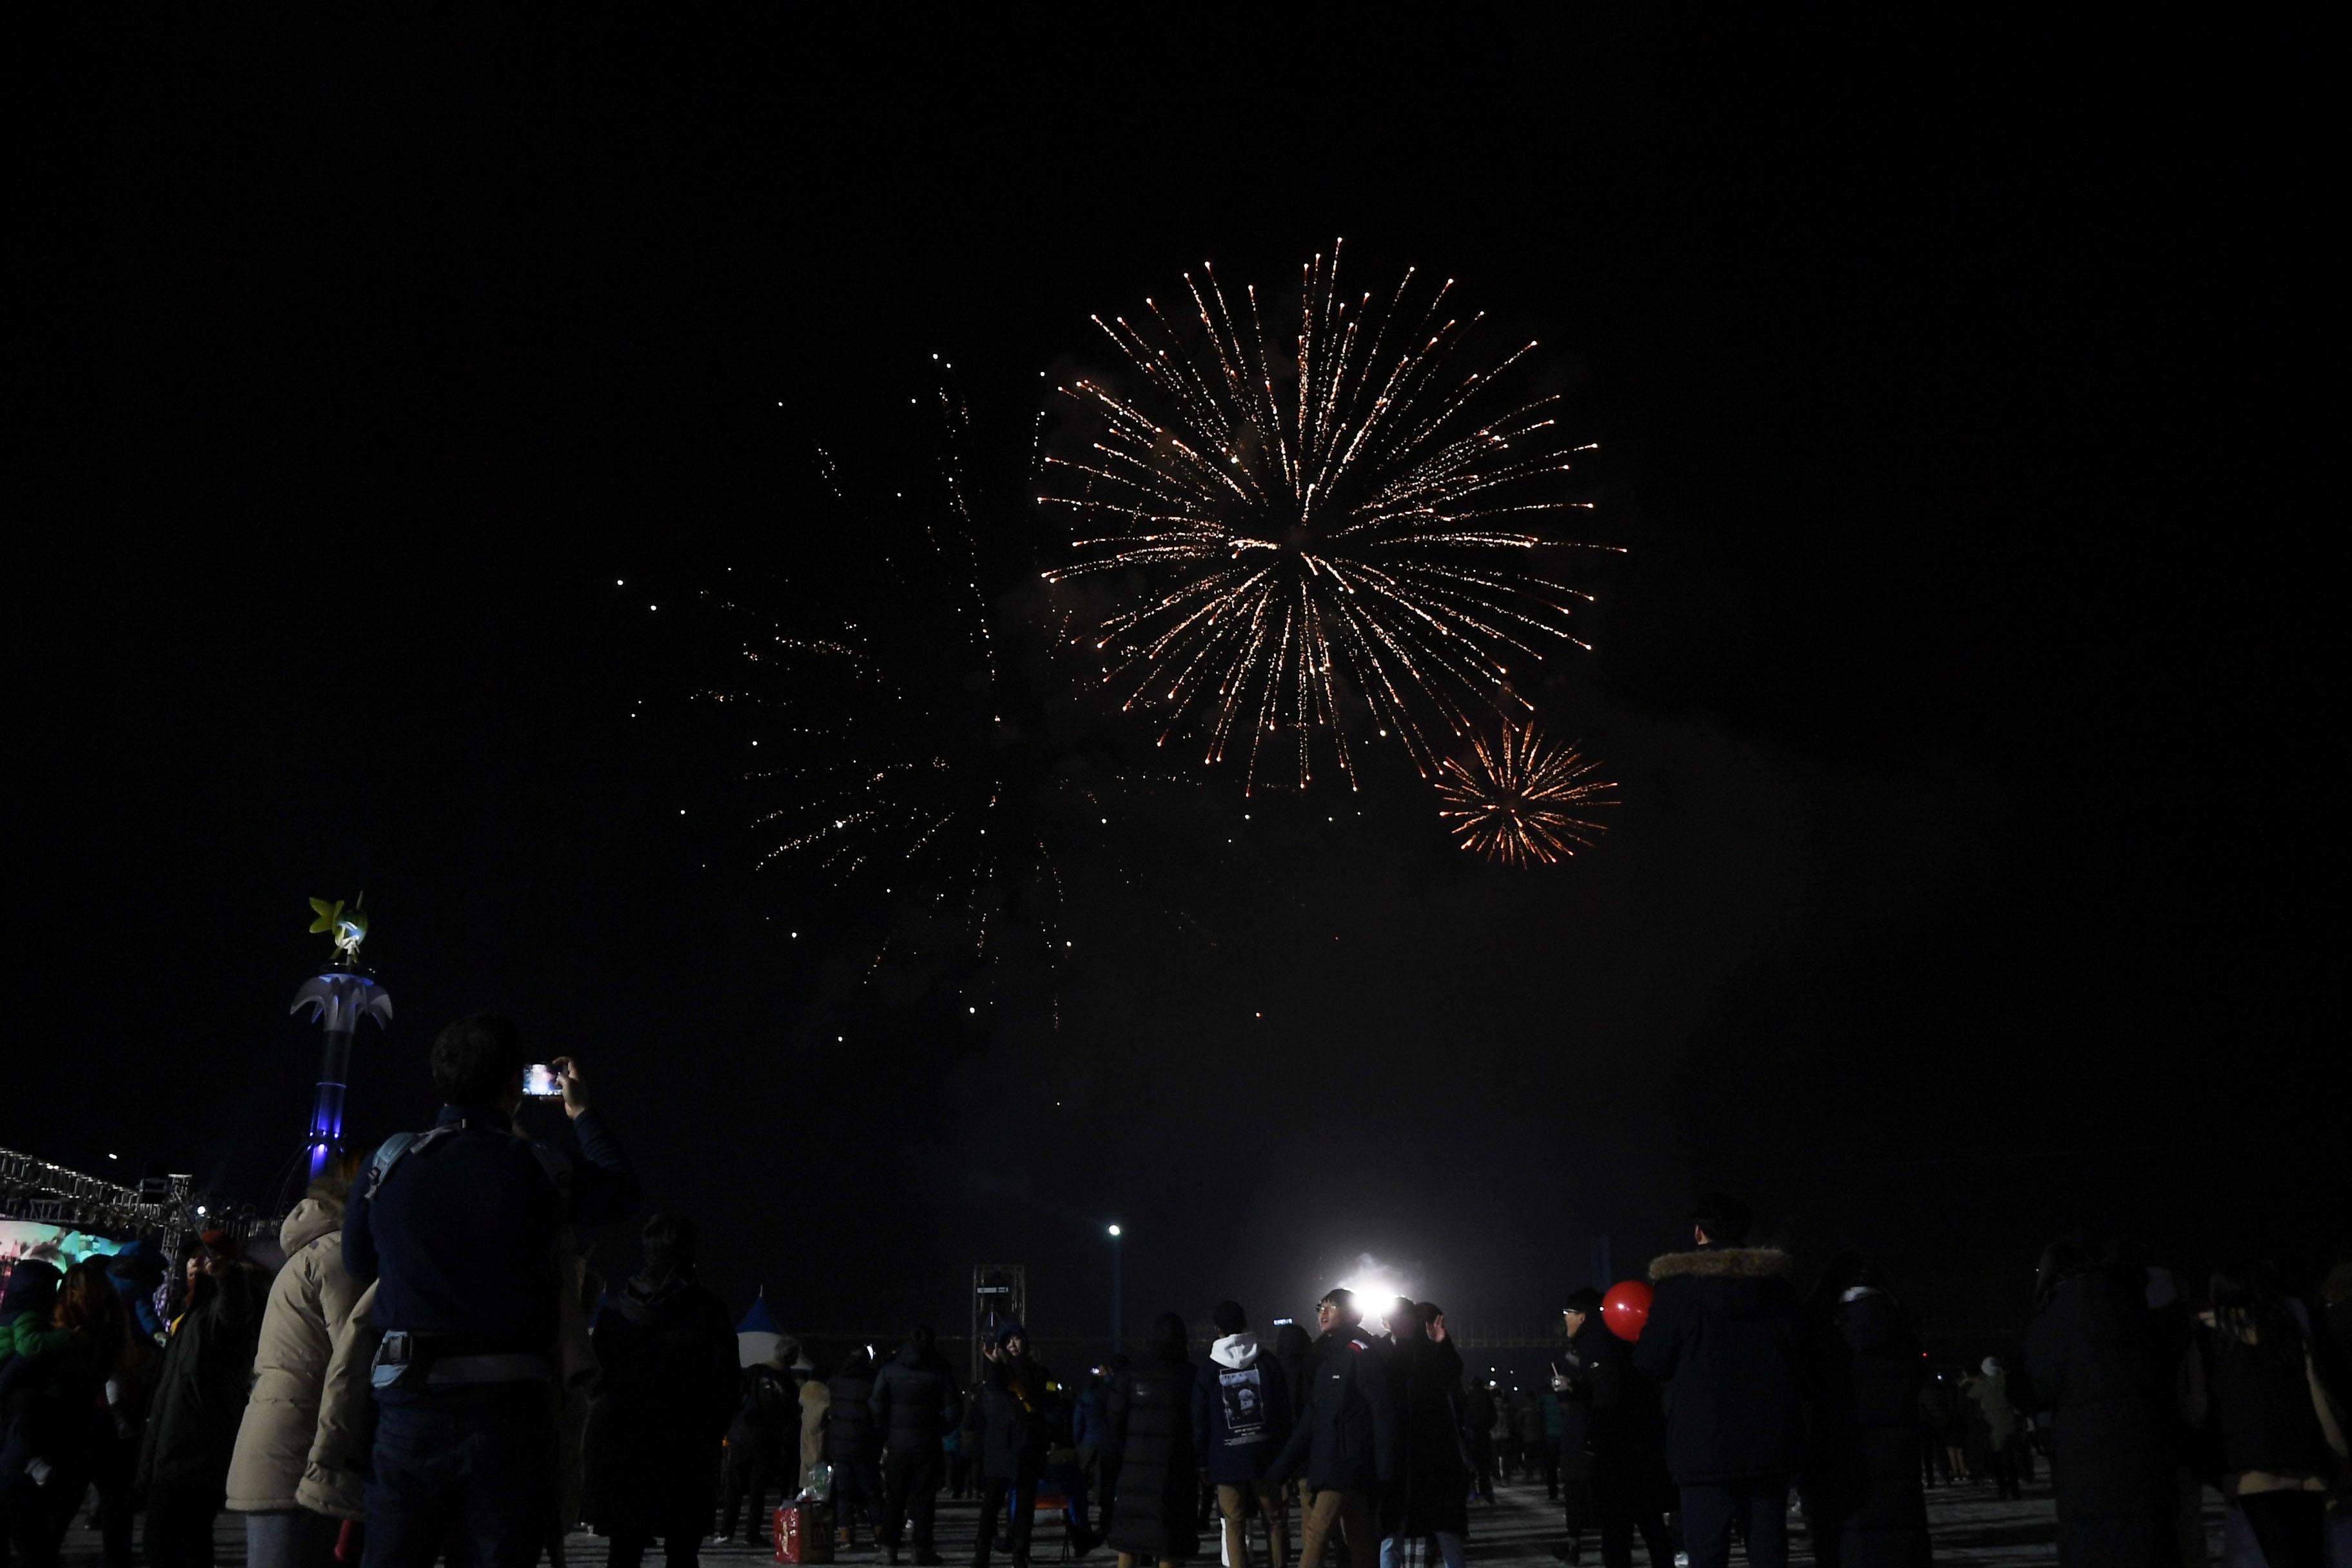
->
[[308, 895, 368, 965]]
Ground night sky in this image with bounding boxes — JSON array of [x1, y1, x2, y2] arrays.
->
[[16, 17, 2328, 1364]]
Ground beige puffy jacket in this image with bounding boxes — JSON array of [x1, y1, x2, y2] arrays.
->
[[225, 1188, 364, 1513]]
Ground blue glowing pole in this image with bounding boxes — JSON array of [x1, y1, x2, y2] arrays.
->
[[289, 968, 391, 1178]]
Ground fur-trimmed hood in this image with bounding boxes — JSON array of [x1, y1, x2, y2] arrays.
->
[[1649, 1246, 1792, 1282]]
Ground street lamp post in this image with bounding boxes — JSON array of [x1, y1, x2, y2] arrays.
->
[[1107, 1224, 1122, 1356]]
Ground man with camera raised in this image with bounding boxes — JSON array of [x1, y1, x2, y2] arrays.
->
[[343, 1014, 643, 1568]]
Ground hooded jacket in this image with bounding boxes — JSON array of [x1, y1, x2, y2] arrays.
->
[[1631, 1244, 1805, 1485], [226, 1188, 366, 1512], [110, 1242, 168, 1343], [1105, 1315, 1199, 1560], [1191, 1330, 1296, 1484], [870, 1336, 962, 1456], [1268, 1322, 1397, 1494]]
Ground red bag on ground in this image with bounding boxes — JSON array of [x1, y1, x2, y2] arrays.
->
[[776, 1502, 836, 1564]]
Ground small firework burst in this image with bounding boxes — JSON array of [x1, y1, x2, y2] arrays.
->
[[705, 387, 1117, 1000], [1435, 723, 1616, 866], [1041, 239, 1618, 792]]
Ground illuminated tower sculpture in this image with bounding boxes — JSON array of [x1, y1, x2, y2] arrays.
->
[[289, 896, 391, 1179]]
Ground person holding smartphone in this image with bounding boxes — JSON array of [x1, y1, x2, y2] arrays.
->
[[342, 1015, 643, 1568]]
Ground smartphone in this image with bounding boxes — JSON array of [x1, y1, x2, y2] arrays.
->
[[522, 1063, 564, 1099]]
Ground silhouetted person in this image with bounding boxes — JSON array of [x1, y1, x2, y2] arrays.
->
[[1, 1259, 141, 1568], [136, 1237, 268, 1568], [872, 1325, 962, 1565], [1378, 1301, 1469, 1568], [1193, 1301, 1293, 1568], [2187, 1260, 2344, 1568], [1460, 1377, 1497, 1504], [2021, 1236, 2179, 1568], [1962, 1357, 2023, 1501], [1798, 1253, 1930, 1568], [1106, 1313, 1200, 1568], [1268, 1287, 1395, 1568], [1560, 1289, 1673, 1568], [1632, 1193, 1803, 1568], [719, 1349, 798, 1545], [587, 1213, 739, 1568], [827, 1346, 885, 1548], [970, 1321, 1055, 1568]]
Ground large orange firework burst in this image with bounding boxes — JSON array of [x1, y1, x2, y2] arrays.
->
[[1041, 241, 1618, 792], [1435, 723, 1616, 866]]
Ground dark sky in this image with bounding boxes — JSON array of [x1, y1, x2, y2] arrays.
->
[[16, 17, 2328, 1366]]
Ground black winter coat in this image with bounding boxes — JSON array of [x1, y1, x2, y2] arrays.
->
[[1269, 1326, 1397, 1494], [587, 1272, 740, 1533], [1801, 1289, 1930, 1568], [827, 1360, 879, 1465], [1272, 1322, 1312, 1425], [2197, 1314, 2335, 1481], [1106, 1349, 1199, 1560], [0, 1331, 117, 1494], [136, 1264, 267, 1497], [1631, 1246, 1805, 1486], [1382, 1333, 1468, 1538], [2021, 1266, 2177, 1568], [1460, 1382, 1496, 1449], [725, 1364, 798, 1458], [974, 1352, 1055, 1481], [1567, 1318, 1667, 1475], [870, 1340, 962, 1456]]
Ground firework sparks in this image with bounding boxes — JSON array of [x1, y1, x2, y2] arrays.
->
[[1434, 723, 1616, 866], [704, 388, 1114, 1004], [1041, 240, 1619, 791]]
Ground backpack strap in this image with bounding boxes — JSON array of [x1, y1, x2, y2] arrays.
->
[[364, 1129, 426, 1197], [364, 1122, 572, 1204]]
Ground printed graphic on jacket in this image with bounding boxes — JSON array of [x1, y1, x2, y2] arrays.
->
[[1220, 1365, 1271, 1444]]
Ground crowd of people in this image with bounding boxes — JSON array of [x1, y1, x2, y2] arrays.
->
[[2, 1019, 2348, 1568]]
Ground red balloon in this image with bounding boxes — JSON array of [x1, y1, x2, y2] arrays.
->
[[1602, 1280, 1654, 1342]]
